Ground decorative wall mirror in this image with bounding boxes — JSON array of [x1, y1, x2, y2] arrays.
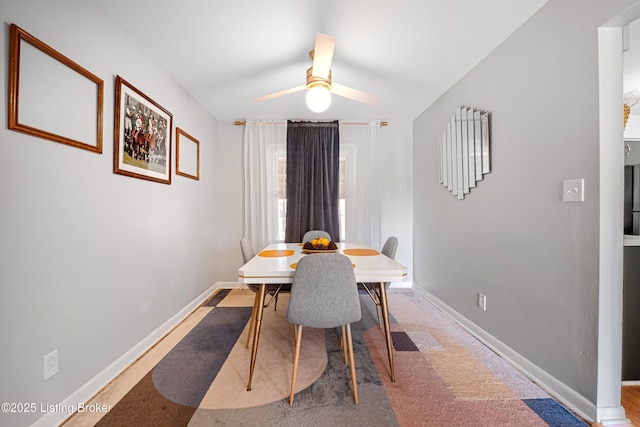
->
[[8, 24, 103, 153], [437, 106, 491, 200]]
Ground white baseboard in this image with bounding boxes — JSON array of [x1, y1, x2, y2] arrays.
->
[[216, 281, 243, 288], [33, 283, 220, 427], [412, 287, 605, 425], [389, 281, 413, 289], [596, 406, 631, 426]]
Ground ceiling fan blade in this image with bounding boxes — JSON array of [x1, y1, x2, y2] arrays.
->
[[311, 33, 336, 79], [256, 85, 306, 102], [331, 82, 378, 104]]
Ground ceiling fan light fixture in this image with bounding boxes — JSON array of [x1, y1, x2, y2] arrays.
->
[[256, 34, 376, 109], [306, 84, 331, 113]]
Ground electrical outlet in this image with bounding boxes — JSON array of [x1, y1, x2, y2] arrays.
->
[[478, 293, 487, 311], [44, 349, 59, 380]]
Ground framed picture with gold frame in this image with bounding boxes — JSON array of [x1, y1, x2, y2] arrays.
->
[[113, 75, 172, 184], [7, 23, 103, 153], [175, 127, 200, 181]]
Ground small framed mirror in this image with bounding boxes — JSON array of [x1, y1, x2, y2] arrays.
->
[[176, 128, 200, 180], [8, 24, 103, 153]]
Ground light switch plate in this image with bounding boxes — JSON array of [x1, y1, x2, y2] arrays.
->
[[562, 178, 584, 202]]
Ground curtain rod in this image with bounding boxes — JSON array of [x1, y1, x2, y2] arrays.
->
[[234, 120, 388, 127]]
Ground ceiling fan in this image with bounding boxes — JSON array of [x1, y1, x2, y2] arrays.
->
[[256, 33, 378, 113]]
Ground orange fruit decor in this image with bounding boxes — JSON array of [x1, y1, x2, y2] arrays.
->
[[302, 238, 338, 251]]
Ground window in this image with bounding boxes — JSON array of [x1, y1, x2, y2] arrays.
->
[[277, 157, 346, 241]]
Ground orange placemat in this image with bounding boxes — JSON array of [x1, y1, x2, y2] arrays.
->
[[343, 248, 380, 256], [258, 249, 295, 257]]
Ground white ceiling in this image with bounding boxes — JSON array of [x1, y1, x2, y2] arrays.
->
[[94, 0, 550, 122]]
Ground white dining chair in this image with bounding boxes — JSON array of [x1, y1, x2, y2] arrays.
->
[[359, 236, 398, 328], [301, 230, 331, 243]]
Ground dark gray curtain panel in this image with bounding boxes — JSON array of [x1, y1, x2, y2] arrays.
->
[[285, 121, 340, 243]]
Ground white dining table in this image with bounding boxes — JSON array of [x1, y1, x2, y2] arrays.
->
[[238, 242, 408, 391]]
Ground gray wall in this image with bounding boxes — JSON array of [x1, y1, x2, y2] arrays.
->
[[0, 1, 219, 426], [413, 0, 636, 413]]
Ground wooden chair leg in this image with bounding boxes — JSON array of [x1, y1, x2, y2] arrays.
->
[[341, 325, 348, 364], [345, 324, 358, 404], [290, 325, 303, 406]]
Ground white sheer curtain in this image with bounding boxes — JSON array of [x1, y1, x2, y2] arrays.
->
[[242, 120, 287, 251], [339, 121, 382, 249]]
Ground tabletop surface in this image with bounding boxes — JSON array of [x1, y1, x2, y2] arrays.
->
[[238, 242, 408, 284]]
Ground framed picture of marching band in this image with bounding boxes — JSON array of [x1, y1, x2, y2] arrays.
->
[[113, 75, 172, 184]]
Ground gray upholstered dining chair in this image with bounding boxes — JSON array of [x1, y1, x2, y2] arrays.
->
[[301, 230, 331, 243], [286, 253, 361, 405], [359, 236, 398, 328], [240, 237, 289, 348]]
